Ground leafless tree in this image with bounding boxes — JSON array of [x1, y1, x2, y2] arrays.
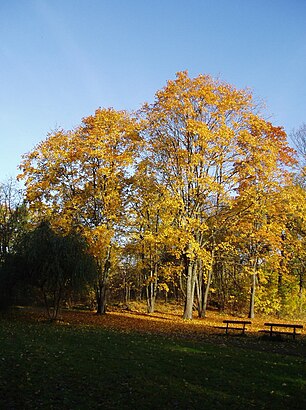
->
[[291, 123, 306, 166]]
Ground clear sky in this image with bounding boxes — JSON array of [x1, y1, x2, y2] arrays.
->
[[1, 0, 305, 181]]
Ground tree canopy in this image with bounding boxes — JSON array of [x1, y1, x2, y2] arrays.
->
[[11, 71, 305, 319]]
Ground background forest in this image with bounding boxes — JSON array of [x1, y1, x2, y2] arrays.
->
[[1, 72, 306, 320]]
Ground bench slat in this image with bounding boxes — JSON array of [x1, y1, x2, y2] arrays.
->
[[264, 323, 303, 329], [223, 320, 252, 325]]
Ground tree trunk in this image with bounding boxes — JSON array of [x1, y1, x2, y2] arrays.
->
[[96, 246, 111, 315], [124, 282, 131, 304], [146, 284, 156, 313], [202, 248, 215, 318], [248, 265, 257, 319], [278, 231, 285, 306], [298, 264, 304, 314], [202, 267, 212, 318], [182, 261, 196, 319], [53, 285, 62, 320], [146, 263, 158, 313], [195, 259, 204, 318], [299, 270, 304, 299], [96, 280, 107, 314]]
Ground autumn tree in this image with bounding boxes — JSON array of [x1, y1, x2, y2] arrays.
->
[[143, 71, 295, 319], [17, 75, 299, 319], [274, 183, 306, 315], [19, 108, 140, 314]]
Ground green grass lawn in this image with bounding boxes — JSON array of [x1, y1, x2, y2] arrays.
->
[[0, 316, 305, 409]]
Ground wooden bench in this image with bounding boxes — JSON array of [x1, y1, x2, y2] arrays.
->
[[222, 320, 252, 335], [259, 323, 303, 340]]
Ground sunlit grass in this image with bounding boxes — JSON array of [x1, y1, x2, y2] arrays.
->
[[0, 313, 305, 409]]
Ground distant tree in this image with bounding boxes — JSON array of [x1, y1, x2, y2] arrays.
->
[[291, 123, 306, 165], [15, 222, 97, 320], [0, 179, 27, 309], [0, 178, 27, 263]]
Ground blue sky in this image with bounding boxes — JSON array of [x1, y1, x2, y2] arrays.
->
[[1, 0, 305, 181]]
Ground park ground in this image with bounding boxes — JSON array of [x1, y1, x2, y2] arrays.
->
[[1, 303, 305, 409], [11, 301, 306, 356]]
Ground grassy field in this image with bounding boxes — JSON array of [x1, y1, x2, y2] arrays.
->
[[0, 308, 305, 409]]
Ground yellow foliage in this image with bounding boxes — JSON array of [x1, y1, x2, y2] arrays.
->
[[19, 108, 141, 262]]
